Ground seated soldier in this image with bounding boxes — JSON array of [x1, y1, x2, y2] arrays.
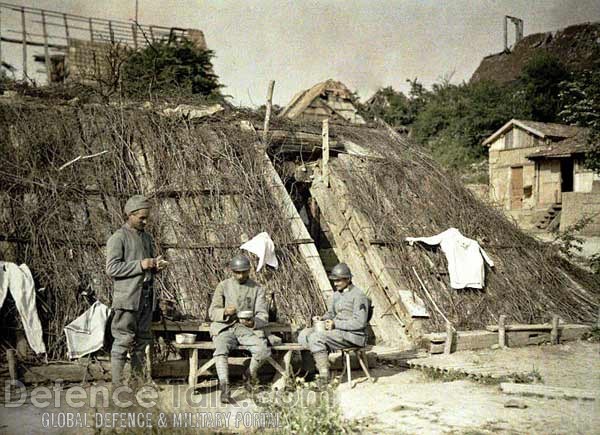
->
[[298, 263, 371, 385], [209, 254, 271, 404]]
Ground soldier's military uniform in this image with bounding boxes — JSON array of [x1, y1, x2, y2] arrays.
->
[[298, 284, 370, 353], [209, 275, 270, 399]]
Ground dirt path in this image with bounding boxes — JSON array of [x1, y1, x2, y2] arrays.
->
[[1, 341, 598, 434], [339, 341, 600, 434]]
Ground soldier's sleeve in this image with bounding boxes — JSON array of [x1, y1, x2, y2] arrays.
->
[[105, 232, 143, 278], [253, 286, 269, 329], [322, 293, 337, 320], [333, 293, 369, 331], [209, 282, 226, 322]]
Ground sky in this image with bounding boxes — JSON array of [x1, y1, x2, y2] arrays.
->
[[1, 0, 599, 107]]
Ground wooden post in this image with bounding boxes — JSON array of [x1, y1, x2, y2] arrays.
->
[[0, 7, 3, 70], [21, 7, 27, 79], [443, 321, 454, 354], [322, 119, 330, 187], [7, 349, 17, 387], [89, 18, 94, 42], [262, 80, 275, 144], [132, 23, 138, 50], [41, 11, 51, 83], [550, 315, 560, 344], [498, 314, 507, 348], [149, 26, 155, 43], [108, 21, 115, 43]]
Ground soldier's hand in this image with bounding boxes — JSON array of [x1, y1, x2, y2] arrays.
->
[[324, 319, 334, 330], [224, 305, 237, 316], [156, 255, 169, 271], [141, 258, 155, 270], [240, 318, 254, 329]]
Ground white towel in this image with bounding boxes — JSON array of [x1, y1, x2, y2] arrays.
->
[[0, 262, 47, 354], [64, 301, 110, 359], [240, 232, 279, 272]]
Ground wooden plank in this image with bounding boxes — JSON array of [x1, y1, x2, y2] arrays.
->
[[486, 323, 554, 332], [500, 383, 597, 401], [152, 321, 293, 333], [426, 325, 591, 353], [310, 180, 407, 346]]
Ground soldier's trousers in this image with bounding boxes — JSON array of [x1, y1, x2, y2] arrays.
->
[[111, 289, 153, 383], [298, 327, 359, 354], [212, 323, 271, 361]]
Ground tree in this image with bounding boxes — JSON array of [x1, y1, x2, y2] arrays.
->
[[559, 56, 600, 174], [519, 52, 570, 122], [121, 37, 222, 98]]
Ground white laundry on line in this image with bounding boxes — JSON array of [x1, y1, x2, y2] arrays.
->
[[240, 232, 279, 272], [406, 227, 494, 290], [64, 300, 111, 359], [0, 262, 47, 354]]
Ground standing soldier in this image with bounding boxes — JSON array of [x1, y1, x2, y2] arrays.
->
[[106, 195, 168, 388], [209, 254, 271, 404], [298, 263, 371, 385]]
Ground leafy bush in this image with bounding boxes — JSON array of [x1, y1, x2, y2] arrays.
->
[[121, 37, 222, 99]]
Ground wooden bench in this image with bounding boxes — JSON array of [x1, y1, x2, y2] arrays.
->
[[173, 341, 306, 390]]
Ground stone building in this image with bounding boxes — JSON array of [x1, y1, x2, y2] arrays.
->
[[279, 79, 365, 124], [484, 119, 600, 234]]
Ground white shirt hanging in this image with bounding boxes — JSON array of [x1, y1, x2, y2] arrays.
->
[[406, 228, 494, 289]]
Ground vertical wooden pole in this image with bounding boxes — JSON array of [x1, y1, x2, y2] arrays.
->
[[108, 21, 115, 43], [149, 26, 155, 43], [0, 6, 3, 69], [41, 11, 51, 83], [322, 119, 330, 187], [550, 315, 560, 345], [262, 80, 275, 144], [132, 23, 138, 50], [89, 18, 94, 42], [498, 314, 507, 348], [21, 7, 27, 79], [63, 14, 70, 40], [443, 321, 454, 354]]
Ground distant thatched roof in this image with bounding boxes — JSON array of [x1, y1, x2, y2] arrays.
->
[[279, 79, 365, 124], [483, 119, 584, 146]]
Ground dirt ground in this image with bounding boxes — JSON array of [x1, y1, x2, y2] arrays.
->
[[340, 341, 600, 434], [0, 341, 598, 434]]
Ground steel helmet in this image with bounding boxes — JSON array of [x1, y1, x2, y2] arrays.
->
[[328, 263, 352, 280], [230, 254, 251, 272]]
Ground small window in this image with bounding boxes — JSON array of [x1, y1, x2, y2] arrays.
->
[[505, 130, 514, 149]]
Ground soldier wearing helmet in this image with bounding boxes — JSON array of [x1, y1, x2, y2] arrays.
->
[[208, 254, 270, 403], [298, 262, 371, 385]]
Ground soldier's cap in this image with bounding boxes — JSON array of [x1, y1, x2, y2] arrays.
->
[[124, 195, 150, 215]]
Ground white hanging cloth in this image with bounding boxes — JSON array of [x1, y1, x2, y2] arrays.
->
[[406, 228, 494, 289], [0, 262, 47, 354], [240, 232, 279, 272], [64, 301, 111, 359]]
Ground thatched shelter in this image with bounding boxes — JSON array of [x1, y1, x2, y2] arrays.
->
[[1, 97, 598, 359]]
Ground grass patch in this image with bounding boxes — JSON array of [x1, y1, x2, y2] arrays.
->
[[253, 378, 366, 434]]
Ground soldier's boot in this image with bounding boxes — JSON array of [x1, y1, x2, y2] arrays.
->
[[111, 357, 126, 388], [313, 351, 330, 388], [243, 357, 262, 391], [215, 355, 231, 404]]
